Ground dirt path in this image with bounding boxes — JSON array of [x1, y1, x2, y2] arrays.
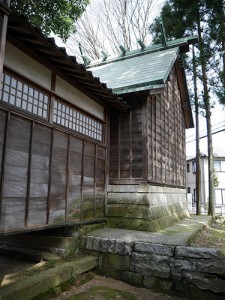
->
[[52, 273, 185, 300]]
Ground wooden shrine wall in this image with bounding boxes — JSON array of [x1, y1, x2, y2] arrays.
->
[[147, 67, 186, 187], [0, 70, 106, 234], [109, 97, 146, 184], [109, 67, 186, 188]]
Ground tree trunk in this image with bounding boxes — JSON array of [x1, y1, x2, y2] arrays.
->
[[192, 45, 201, 215], [197, 10, 215, 218]]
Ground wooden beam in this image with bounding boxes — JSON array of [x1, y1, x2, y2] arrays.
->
[[25, 120, 34, 227], [0, 0, 10, 89], [0, 110, 9, 223]]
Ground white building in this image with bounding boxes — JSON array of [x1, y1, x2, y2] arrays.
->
[[186, 152, 225, 215]]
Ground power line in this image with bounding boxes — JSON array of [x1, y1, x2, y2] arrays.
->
[[186, 127, 225, 143], [186, 121, 225, 143]]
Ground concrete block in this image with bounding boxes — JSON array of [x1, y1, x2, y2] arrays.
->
[[197, 259, 225, 274], [158, 215, 174, 229], [183, 271, 225, 294], [102, 253, 130, 271], [106, 205, 126, 217], [107, 193, 148, 205], [107, 218, 149, 232], [175, 246, 220, 259], [151, 206, 163, 219], [126, 205, 149, 219], [147, 219, 161, 232], [92, 237, 109, 252], [170, 259, 197, 278], [134, 243, 174, 257], [108, 239, 125, 254], [86, 236, 95, 250], [122, 271, 143, 287], [130, 252, 170, 278]]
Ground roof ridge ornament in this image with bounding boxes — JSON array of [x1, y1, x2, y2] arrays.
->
[[101, 50, 109, 61], [79, 42, 92, 66], [137, 39, 146, 50], [119, 45, 126, 55], [159, 17, 167, 48]]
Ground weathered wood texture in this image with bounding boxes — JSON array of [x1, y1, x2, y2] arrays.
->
[[109, 68, 185, 188], [109, 96, 144, 184], [0, 1, 9, 89], [0, 109, 106, 234], [147, 68, 185, 187]]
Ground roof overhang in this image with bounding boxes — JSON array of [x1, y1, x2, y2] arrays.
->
[[5, 12, 128, 111]]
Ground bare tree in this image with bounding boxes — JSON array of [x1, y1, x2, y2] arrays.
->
[[64, 0, 165, 61]]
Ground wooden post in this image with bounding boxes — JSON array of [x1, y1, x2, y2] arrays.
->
[[0, 0, 10, 89]]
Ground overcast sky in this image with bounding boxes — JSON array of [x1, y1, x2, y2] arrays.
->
[[186, 102, 225, 158]]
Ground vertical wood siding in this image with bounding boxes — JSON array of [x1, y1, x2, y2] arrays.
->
[[109, 98, 145, 183], [109, 68, 185, 188], [0, 109, 106, 233], [147, 67, 185, 187]]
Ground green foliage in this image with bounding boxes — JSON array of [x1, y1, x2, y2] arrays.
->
[[10, 0, 89, 41], [213, 170, 219, 188], [151, 0, 225, 107]]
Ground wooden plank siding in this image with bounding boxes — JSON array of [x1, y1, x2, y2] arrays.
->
[[109, 96, 146, 184], [0, 0, 10, 88], [147, 67, 186, 187], [0, 105, 107, 233], [0, 108, 107, 233], [109, 67, 185, 188]]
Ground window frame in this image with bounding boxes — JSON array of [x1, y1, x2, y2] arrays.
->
[[1, 68, 106, 144], [192, 161, 196, 174], [187, 163, 190, 173], [0, 70, 50, 120], [214, 160, 225, 172], [215, 189, 225, 206], [53, 98, 104, 143]]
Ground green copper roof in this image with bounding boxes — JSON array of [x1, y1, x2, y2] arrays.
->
[[87, 36, 197, 95], [88, 47, 179, 94]]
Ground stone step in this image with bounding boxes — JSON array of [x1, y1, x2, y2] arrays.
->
[[0, 233, 79, 258], [0, 255, 99, 300], [1, 233, 78, 249], [0, 243, 61, 262]]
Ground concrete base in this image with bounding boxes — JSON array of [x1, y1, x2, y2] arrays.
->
[[106, 184, 189, 232]]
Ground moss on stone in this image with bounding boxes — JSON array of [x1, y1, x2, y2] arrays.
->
[[106, 205, 126, 217], [102, 253, 130, 271], [122, 271, 143, 287], [78, 223, 106, 235], [107, 218, 149, 231], [126, 206, 149, 219], [147, 219, 161, 232]]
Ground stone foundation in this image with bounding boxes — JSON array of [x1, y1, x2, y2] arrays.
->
[[80, 235, 225, 299], [106, 184, 189, 231]]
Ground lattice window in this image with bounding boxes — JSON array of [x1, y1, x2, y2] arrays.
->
[[53, 100, 103, 142], [0, 72, 49, 119]]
